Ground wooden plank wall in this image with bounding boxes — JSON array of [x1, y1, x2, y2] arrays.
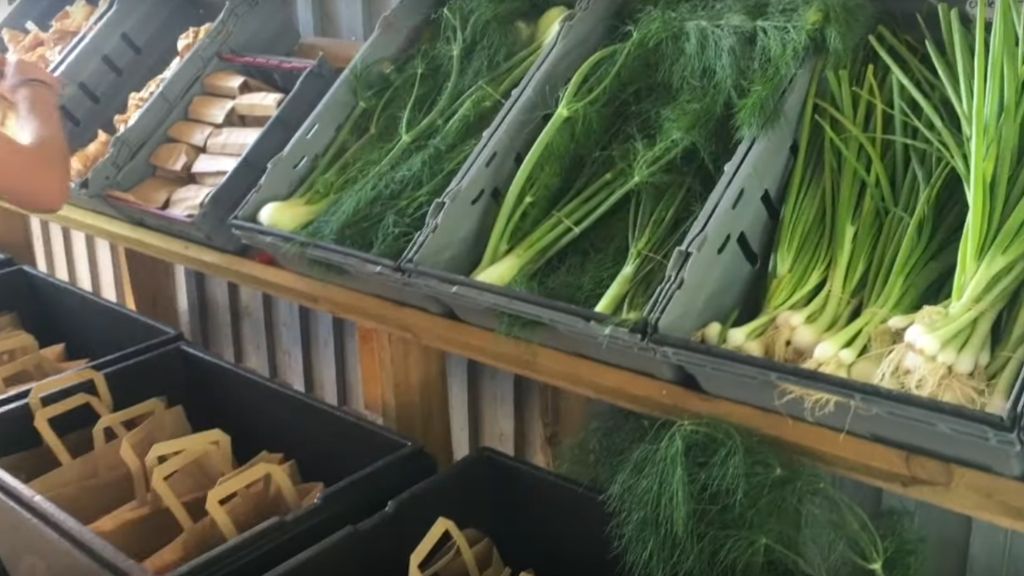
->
[[13, 216, 1024, 575]]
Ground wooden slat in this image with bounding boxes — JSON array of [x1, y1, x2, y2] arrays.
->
[[340, 320, 363, 412], [306, 309, 340, 406], [24, 204, 1024, 533], [517, 378, 552, 467], [202, 275, 238, 362], [45, 222, 69, 281], [123, 250, 180, 329], [474, 363, 515, 456], [236, 286, 273, 376], [359, 326, 453, 466], [66, 230, 93, 292], [271, 297, 307, 392], [445, 355, 475, 460], [90, 237, 122, 303], [28, 217, 49, 273]]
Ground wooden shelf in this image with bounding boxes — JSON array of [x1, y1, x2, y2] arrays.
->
[[16, 204, 1024, 534]]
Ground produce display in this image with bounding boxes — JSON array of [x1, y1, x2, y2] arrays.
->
[[108, 69, 285, 218], [411, 517, 537, 576], [255, 0, 571, 259], [462, 0, 870, 324], [699, 0, 1024, 413], [0, 312, 88, 394], [0, 0, 105, 138], [69, 24, 212, 182], [0, 371, 321, 575]]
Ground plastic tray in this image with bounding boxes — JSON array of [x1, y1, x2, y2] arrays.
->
[[267, 449, 621, 576], [106, 55, 337, 252], [646, 62, 1024, 478], [0, 344, 436, 576], [0, 266, 179, 407], [231, 0, 589, 315], [68, 0, 280, 217]]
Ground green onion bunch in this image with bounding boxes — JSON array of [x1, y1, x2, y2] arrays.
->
[[472, 0, 874, 322], [868, 1, 1024, 410], [258, 0, 570, 259]]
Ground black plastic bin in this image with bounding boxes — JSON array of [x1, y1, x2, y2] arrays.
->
[[0, 266, 179, 406], [268, 449, 621, 576], [0, 255, 12, 270], [0, 343, 436, 576]]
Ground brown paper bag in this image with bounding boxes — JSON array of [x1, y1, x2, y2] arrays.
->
[[205, 127, 262, 156], [0, 331, 40, 366], [167, 121, 215, 149], [31, 397, 171, 524], [89, 431, 235, 561], [109, 177, 180, 209], [188, 96, 237, 126], [0, 351, 65, 394], [411, 518, 500, 576], [144, 460, 322, 574], [0, 311, 23, 333], [166, 185, 215, 218], [410, 518, 535, 576], [0, 370, 119, 482]]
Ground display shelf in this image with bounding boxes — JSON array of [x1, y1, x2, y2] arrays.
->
[[8, 203, 1024, 534]]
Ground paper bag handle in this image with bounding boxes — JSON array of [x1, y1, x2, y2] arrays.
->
[[206, 463, 301, 540], [91, 398, 168, 503], [0, 352, 55, 393], [34, 393, 110, 465], [92, 398, 164, 449], [144, 429, 233, 479], [409, 517, 482, 576], [28, 369, 114, 416], [150, 444, 234, 530]]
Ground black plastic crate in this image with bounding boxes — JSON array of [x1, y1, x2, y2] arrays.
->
[[0, 344, 436, 576], [0, 0, 104, 71], [0, 266, 179, 406], [268, 449, 621, 576]]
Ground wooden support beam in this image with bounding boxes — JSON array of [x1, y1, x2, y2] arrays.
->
[[359, 326, 453, 467]]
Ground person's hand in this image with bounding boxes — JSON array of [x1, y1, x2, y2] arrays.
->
[[0, 56, 60, 100]]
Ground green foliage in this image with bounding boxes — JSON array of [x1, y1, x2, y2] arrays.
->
[[558, 409, 924, 576], [290, 0, 564, 259], [475, 0, 876, 322]]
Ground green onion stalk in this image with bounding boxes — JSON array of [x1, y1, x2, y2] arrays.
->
[[872, 1, 1024, 410], [799, 62, 963, 381], [258, 0, 571, 260], [700, 61, 833, 358], [473, 0, 875, 322]]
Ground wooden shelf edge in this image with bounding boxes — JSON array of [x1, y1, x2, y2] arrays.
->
[[15, 204, 1024, 533]]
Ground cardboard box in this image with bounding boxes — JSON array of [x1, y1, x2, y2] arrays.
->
[[202, 71, 275, 97], [206, 127, 262, 156], [166, 184, 215, 217], [167, 121, 215, 149], [234, 92, 284, 117], [191, 153, 240, 176], [149, 142, 200, 177], [108, 177, 180, 209], [188, 95, 237, 126]]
